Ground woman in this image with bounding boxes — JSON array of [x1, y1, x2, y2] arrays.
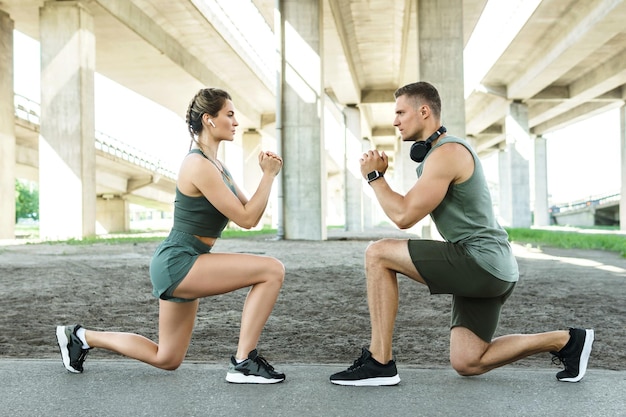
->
[[56, 87, 286, 384]]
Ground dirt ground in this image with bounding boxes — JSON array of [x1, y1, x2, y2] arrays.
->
[[1, 229, 624, 371]]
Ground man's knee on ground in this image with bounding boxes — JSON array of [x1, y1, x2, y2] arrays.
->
[[450, 353, 485, 377]]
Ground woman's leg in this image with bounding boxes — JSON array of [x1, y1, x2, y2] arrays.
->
[[172, 252, 285, 359], [85, 299, 199, 370]]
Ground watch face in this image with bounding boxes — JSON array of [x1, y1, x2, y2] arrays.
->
[[367, 171, 377, 181]]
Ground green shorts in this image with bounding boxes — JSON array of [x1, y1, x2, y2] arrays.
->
[[407, 239, 516, 342], [150, 229, 213, 303]]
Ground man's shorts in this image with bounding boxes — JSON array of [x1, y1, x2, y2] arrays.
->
[[150, 229, 213, 303], [407, 239, 516, 342]]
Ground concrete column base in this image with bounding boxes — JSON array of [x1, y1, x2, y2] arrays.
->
[[96, 197, 129, 234]]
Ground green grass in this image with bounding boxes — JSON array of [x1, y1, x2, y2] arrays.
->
[[14, 225, 626, 258], [506, 228, 626, 257], [37, 227, 279, 245]]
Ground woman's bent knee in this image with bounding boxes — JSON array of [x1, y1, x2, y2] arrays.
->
[[156, 355, 184, 371], [268, 257, 285, 285]]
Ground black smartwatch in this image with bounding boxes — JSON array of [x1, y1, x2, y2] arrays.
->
[[366, 170, 384, 183]]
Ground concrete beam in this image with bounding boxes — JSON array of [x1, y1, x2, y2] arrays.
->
[[94, 0, 262, 125], [361, 89, 395, 103], [371, 126, 396, 137], [530, 86, 570, 101], [508, 1, 626, 98], [398, 0, 415, 84], [474, 132, 505, 155], [475, 83, 507, 98], [530, 51, 626, 126], [127, 175, 159, 193], [466, 94, 511, 135], [326, 0, 361, 103], [532, 100, 624, 135], [570, 50, 626, 98]]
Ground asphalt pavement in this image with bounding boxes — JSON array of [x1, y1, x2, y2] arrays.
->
[[1, 359, 624, 416]]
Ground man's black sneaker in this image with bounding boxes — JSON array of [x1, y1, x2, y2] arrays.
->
[[56, 325, 90, 373], [330, 347, 400, 386], [225, 349, 285, 384], [550, 328, 594, 382]]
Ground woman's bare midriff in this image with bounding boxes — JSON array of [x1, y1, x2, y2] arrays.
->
[[194, 235, 218, 247]]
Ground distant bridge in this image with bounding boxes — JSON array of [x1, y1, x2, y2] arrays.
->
[[549, 192, 620, 227], [14, 94, 176, 215], [14, 93, 621, 230]]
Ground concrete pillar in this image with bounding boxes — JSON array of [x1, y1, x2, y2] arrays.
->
[[242, 129, 262, 196], [619, 105, 626, 230], [394, 135, 429, 237], [39, 1, 96, 240], [361, 138, 374, 229], [533, 135, 550, 226], [276, 0, 325, 240], [0, 11, 15, 239], [242, 128, 275, 228], [344, 105, 363, 232], [96, 197, 129, 234], [417, 0, 465, 138], [396, 137, 415, 194], [499, 101, 531, 227], [415, 0, 464, 238]]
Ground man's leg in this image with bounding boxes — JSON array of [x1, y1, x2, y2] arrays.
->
[[450, 326, 570, 375], [365, 239, 428, 364], [329, 239, 424, 386]]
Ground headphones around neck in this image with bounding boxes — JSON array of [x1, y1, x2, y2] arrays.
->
[[410, 125, 447, 163]]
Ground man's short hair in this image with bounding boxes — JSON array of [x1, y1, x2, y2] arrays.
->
[[394, 81, 442, 118]]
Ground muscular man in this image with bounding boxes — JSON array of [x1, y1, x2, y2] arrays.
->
[[330, 81, 593, 386]]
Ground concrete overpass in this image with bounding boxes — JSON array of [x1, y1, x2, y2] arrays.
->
[[1, 0, 625, 240], [14, 94, 177, 233], [550, 192, 621, 227]]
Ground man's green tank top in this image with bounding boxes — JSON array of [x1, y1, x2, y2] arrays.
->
[[172, 149, 238, 238], [416, 135, 519, 282]]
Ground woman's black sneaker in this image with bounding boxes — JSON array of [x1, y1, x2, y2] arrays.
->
[[56, 325, 90, 373], [225, 349, 285, 384]]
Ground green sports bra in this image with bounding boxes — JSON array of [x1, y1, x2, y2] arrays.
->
[[172, 149, 238, 238]]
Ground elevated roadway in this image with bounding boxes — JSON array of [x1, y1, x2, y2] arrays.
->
[[550, 192, 621, 227], [14, 95, 176, 213], [5, 0, 625, 157], [1, 0, 625, 238]]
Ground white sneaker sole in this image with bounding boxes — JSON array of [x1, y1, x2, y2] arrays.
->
[[55, 326, 81, 374], [330, 374, 401, 386], [559, 329, 594, 383], [225, 372, 285, 384]]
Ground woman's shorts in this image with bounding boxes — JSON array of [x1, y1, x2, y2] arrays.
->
[[407, 239, 516, 342], [150, 229, 213, 303]]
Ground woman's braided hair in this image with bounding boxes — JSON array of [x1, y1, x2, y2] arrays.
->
[[186, 88, 232, 149]]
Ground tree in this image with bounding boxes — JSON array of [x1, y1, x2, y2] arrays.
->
[[15, 180, 39, 222]]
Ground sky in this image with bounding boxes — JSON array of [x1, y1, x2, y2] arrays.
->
[[11, 3, 622, 206]]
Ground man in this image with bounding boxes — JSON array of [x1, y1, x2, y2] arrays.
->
[[329, 81, 594, 386]]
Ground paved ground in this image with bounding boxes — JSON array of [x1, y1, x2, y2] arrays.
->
[[1, 359, 624, 416], [2, 227, 625, 416]]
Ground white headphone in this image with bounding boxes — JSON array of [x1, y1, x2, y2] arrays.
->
[[208, 119, 216, 127]]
